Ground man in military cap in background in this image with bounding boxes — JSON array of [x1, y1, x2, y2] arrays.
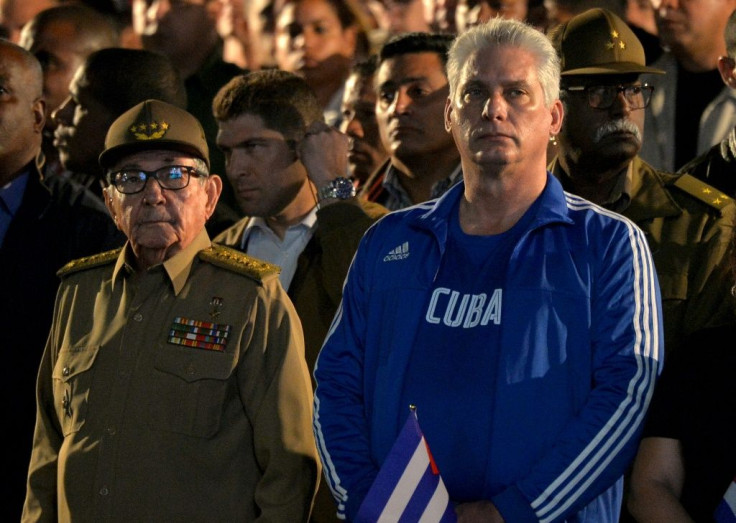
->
[[548, 8, 736, 355], [23, 99, 320, 522]]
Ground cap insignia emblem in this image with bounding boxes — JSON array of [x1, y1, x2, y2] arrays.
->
[[606, 30, 626, 51], [129, 121, 170, 141]]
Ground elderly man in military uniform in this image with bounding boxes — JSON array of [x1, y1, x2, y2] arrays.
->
[[548, 8, 736, 356], [23, 99, 320, 522]]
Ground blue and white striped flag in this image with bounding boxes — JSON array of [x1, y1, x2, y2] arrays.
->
[[356, 409, 456, 522], [715, 477, 736, 523]]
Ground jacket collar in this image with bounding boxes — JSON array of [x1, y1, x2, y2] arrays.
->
[[113, 228, 212, 295], [407, 171, 574, 242], [550, 155, 682, 222]]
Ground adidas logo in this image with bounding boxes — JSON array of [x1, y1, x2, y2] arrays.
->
[[383, 242, 410, 261]]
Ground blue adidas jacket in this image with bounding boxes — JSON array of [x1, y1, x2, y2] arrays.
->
[[313, 174, 663, 522]]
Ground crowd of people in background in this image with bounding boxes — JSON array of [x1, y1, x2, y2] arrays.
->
[[2, 0, 735, 522]]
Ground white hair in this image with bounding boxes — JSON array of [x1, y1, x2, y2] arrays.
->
[[447, 17, 561, 107]]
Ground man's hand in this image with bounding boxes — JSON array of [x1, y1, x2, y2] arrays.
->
[[298, 121, 350, 190], [455, 500, 505, 522]]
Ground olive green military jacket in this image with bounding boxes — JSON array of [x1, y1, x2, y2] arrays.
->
[[23, 230, 320, 522], [551, 155, 736, 355]]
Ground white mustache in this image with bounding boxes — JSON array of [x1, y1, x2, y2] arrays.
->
[[594, 120, 641, 143]]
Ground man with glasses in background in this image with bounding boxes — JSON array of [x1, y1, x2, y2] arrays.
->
[[23, 99, 320, 521], [548, 8, 736, 356]]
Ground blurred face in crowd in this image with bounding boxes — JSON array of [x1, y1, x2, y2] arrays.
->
[[132, 0, 215, 61], [0, 0, 55, 43], [455, 0, 528, 33], [104, 149, 221, 266], [52, 66, 115, 175], [431, 0, 458, 34], [216, 112, 311, 221], [558, 74, 646, 169], [0, 41, 45, 184], [340, 70, 388, 182], [380, 0, 433, 34], [19, 19, 93, 128], [274, 0, 357, 86], [650, 0, 736, 58], [376, 52, 454, 163]]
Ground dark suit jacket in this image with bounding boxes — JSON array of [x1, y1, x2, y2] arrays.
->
[[0, 159, 124, 521], [214, 199, 388, 523]]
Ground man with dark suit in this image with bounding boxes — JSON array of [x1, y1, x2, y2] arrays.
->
[[0, 39, 123, 521]]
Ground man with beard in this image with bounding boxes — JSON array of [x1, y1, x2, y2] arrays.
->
[[548, 8, 736, 356]]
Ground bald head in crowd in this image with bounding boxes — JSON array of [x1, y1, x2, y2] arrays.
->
[[19, 4, 120, 126], [0, 39, 45, 185]]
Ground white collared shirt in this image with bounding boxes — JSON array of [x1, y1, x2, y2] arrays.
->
[[238, 208, 318, 290]]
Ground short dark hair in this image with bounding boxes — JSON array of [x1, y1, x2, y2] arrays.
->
[[212, 69, 325, 142], [351, 54, 379, 78], [82, 48, 187, 115], [379, 32, 456, 69]]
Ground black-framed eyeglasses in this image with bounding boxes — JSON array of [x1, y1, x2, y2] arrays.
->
[[562, 84, 654, 110], [108, 165, 206, 195]]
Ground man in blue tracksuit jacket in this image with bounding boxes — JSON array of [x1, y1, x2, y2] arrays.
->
[[313, 18, 663, 523]]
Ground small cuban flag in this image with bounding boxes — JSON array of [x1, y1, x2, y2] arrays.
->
[[714, 476, 736, 523], [356, 407, 456, 522]]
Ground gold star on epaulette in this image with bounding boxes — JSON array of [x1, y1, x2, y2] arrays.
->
[[150, 122, 159, 130], [606, 41, 615, 50], [673, 173, 734, 212], [618, 41, 626, 50], [160, 122, 169, 131], [611, 30, 619, 38]]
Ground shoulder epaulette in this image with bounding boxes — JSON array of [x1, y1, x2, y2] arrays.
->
[[198, 244, 280, 282], [57, 248, 122, 277], [673, 173, 733, 211]]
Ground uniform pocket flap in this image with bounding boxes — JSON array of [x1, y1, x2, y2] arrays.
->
[[52, 345, 100, 383], [154, 346, 237, 383]]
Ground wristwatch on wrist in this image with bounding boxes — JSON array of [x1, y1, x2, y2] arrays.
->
[[317, 177, 356, 202]]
